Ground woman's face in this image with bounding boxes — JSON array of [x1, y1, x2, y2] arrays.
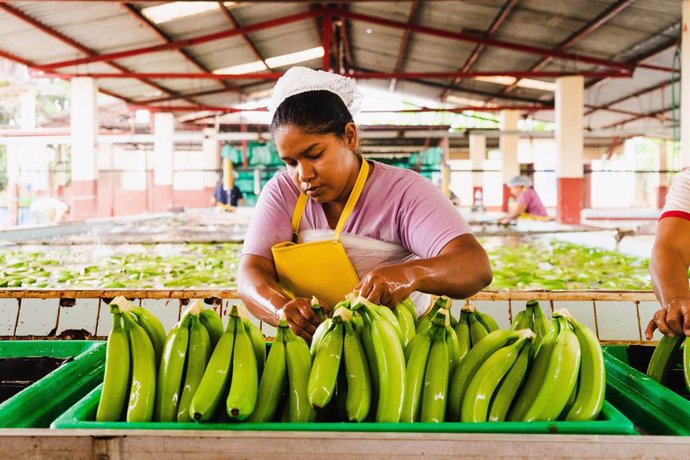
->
[[273, 123, 359, 204]]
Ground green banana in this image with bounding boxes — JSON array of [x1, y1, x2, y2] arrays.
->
[[247, 324, 288, 423], [461, 332, 531, 422], [510, 308, 533, 331], [647, 334, 684, 384], [522, 315, 581, 422], [122, 311, 157, 422], [155, 315, 191, 422], [243, 317, 266, 379], [400, 327, 433, 422], [200, 307, 224, 348], [310, 318, 333, 357], [488, 341, 531, 422], [284, 326, 317, 422], [96, 310, 130, 422], [191, 316, 236, 422], [468, 311, 489, 346], [227, 314, 259, 421], [420, 327, 450, 423], [565, 316, 605, 421], [475, 308, 500, 333], [359, 311, 380, 417], [363, 302, 406, 422], [399, 297, 418, 325], [508, 323, 559, 421], [446, 324, 462, 374], [531, 300, 554, 355], [454, 310, 471, 363], [311, 296, 325, 321], [308, 320, 344, 410], [177, 315, 211, 422], [685, 337, 690, 393], [343, 320, 372, 422], [447, 329, 519, 421], [394, 303, 416, 348], [129, 305, 167, 365], [372, 303, 404, 344], [416, 296, 450, 335]]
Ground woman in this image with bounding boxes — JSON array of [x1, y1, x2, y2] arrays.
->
[[498, 175, 548, 224], [238, 67, 492, 340]]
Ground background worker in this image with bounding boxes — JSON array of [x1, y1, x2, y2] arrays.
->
[[646, 168, 690, 339], [237, 67, 492, 340], [498, 175, 548, 224]]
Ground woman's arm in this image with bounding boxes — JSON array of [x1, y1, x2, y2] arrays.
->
[[498, 200, 527, 224], [238, 254, 321, 340], [646, 217, 690, 338], [358, 233, 492, 307]]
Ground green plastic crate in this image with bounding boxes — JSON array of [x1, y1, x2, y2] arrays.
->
[[52, 384, 635, 434], [0, 340, 105, 428], [603, 345, 690, 435]]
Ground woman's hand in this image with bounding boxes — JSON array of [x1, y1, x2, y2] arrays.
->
[[645, 297, 690, 339], [281, 297, 323, 342], [358, 264, 416, 308]]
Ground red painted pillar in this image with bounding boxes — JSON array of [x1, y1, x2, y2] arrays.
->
[[70, 77, 99, 220], [557, 178, 584, 224], [582, 163, 592, 209], [555, 76, 584, 225]]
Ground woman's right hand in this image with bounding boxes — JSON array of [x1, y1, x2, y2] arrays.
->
[[281, 297, 323, 342]]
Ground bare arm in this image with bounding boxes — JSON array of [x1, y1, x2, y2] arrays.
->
[[646, 217, 690, 338], [238, 254, 321, 340], [358, 233, 493, 307], [498, 201, 527, 224]]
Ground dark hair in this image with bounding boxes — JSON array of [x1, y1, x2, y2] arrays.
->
[[271, 90, 353, 136]]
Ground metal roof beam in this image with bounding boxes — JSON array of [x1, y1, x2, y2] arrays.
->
[[38, 11, 318, 70], [333, 8, 633, 72], [584, 77, 677, 116], [38, 70, 631, 80], [598, 104, 674, 130], [499, 0, 636, 97], [439, 0, 518, 101], [389, 0, 420, 92], [218, 2, 272, 71]]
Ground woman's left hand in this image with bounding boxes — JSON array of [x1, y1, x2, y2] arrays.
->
[[358, 264, 416, 307]]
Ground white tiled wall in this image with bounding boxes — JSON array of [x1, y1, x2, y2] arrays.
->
[[554, 301, 596, 333], [638, 300, 663, 342], [595, 300, 641, 341], [0, 298, 19, 336], [139, 299, 181, 332], [15, 298, 60, 336], [56, 299, 100, 336]]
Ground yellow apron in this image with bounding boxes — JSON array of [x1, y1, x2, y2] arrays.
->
[[271, 160, 369, 307]]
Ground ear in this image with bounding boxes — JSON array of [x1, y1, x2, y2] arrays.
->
[[343, 122, 358, 151]]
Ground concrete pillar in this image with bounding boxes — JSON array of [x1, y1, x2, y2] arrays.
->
[[682, 0, 690, 167], [658, 141, 670, 209], [440, 137, 451, 199], [500, 110, 520, 212], [152, 112, 174, 212], [70, 77, 99, 220], [555, 76, 584, 224], [469, 134, 486, 211], [202, 127, 220, 203], [19, 90, 36, 130], [583, 163, 592, 209]]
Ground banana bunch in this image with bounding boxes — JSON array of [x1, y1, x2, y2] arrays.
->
[[455, 303, 500, 352], [155, 299, 215, 422], [190, 304, 266, 422], [96, 296, 165, 422], [506, 309, 604, 422], [646, 334, 683, 384], [511, 299, 553, 354]]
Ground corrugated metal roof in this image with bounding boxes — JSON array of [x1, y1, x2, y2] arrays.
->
[[0, 0, 682, 139]]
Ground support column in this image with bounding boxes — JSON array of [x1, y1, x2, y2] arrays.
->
[[6, 90, 37, 226], [682, 0, 690, 167], [555, 76, 585, 224], [469, 134, 486, 211], [583, 163, 592, 210], [500, 110, 520, 212], [440, 137, 451, 199], [152, 112, 174, 212], [70, 77, 99, 220], [202, 127, 220, 204], [658, 141, 670, 209]]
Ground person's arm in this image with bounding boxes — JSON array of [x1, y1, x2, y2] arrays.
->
[[358, 234, 492, 307], [498, 200, 527, 224], [646, 217, 690, 338], [238, 254, 322, 341]]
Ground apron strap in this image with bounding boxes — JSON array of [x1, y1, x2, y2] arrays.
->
[[290, 159, 370, 242], [291, 193, 309, 243], [334, 159, 369, 238]]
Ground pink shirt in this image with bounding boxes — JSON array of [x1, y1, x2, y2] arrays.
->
[[242, 161, 473, 261], [517, 188, 547, 217]]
